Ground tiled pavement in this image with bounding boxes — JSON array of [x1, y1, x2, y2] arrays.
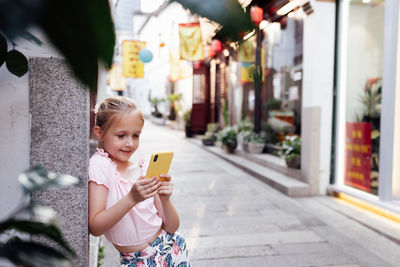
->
[[99, 121, 400, 267]]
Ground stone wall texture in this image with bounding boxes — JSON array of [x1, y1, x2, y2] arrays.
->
[[29, 57, 89, 266]]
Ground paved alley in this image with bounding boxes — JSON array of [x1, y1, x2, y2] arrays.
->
[[102, 120, 400, 267]]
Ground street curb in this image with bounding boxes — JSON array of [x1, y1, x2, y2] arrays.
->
[[188, 138, 310, 197]]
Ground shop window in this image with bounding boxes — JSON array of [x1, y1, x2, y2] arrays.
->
[[263, 11, 303, 146], [339, 0, 384, 195]]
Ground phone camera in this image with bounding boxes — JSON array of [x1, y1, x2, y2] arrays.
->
[[153, 154, 158, 162]]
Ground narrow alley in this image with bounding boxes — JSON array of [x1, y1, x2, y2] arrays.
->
[[101, 121, 400, 267]]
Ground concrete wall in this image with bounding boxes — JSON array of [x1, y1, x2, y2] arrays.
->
[[30, 57, 89, 266], [302, 0, 336, 194]]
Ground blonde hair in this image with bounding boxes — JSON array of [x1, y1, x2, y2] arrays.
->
[[95, 96, 144, 135]]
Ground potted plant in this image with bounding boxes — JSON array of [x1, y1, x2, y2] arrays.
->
[[167, 93, 182, 121], [149, 96, 164, 118], [241, 130, 252, 152], [218, 126, 237, 153], [236, 119, 254, 149], [202, 123, 219, 146], [183, 109, 192, 137], [247, 131, 266, 153], [279, 135, 301, 169]]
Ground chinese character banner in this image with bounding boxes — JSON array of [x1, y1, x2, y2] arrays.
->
[[179, 22, 204, 61], [122, 40, 146, 78], [344, 122, 372, 192]]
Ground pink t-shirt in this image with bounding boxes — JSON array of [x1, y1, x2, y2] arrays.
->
[[88, 148, 162, 246]]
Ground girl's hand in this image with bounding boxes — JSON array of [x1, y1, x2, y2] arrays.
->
[[129, 176, 160, 204], [157, 174, 173, 201]]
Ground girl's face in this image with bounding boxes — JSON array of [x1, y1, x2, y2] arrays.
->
[[100, 110, 143, 165]]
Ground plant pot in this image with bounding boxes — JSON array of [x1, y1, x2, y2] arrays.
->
[[242, 141, 249, 153], [224, 141, 237, 153], [185, 125, 192, 138], [202, 138, 215, 146], [285, 156, 301, 169], [248, 142, 264, 153]]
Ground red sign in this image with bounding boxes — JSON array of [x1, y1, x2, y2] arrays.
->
[[344, 122, 372, 192]]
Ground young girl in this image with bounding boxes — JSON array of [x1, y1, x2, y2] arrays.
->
[[88, 96, 190, 266]]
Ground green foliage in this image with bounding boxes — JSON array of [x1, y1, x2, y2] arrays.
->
[[206, 123, 219, 133], [97, 245, 105, 267], [0, 166, 78, 266], [359, 78, 381, 118], [241, 130, 266, 144], [183, 109, 191, 126], [279, 135, 301, 160], [0, 0, 115, 90], [149, 96, 165, 117], [236, 120, 253, 133], [218, 126, 237, 146], [171, 0, 253, 42], [168, 93, 182, 103], [250, 131, 266, 144], [222, 99, 229, 126], [167, 93, 182, 120], [5, 49, 28, 77]]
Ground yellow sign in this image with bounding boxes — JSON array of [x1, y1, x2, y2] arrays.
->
[[238, 35, 255, 63], [170, 49, 192, 81], [122, 40, 145, 78], [241, 49, 265, 83], [108, 64, 126, 91], [179, 22, 204, 61]]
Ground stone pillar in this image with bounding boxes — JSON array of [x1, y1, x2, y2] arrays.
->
[[29, 58, 89, 266], [301, 107, 321, 195]]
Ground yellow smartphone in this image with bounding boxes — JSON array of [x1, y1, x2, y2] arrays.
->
[[145, 152, 174, 180]]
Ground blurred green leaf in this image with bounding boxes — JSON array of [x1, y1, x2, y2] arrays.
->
[[0, 240, 70, 267], [38, 0, 115, 90], [0, 219, 75, 256], [0, 33, 7, 67], [172, 0, 253, 41], [18, 166, 78, 194], [21, 30, 44, 46], [5, 49, 28, 77]]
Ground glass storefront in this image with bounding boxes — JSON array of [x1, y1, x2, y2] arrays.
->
[[339, 0, 385, 195], [262, 11, 304, 145]]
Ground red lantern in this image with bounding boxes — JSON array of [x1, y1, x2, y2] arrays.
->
[[250, 6, 263, 26], [207, 45, 216, 58], [211, 39, 223, 54]]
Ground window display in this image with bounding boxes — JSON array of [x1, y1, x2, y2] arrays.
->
[[340, 0, 384, 195]]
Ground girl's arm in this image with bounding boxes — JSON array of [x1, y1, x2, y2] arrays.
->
[[154, 175, 180, 234], [89, 177, 160, 236]]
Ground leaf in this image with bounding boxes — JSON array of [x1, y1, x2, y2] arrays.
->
[[0, 240, 71, 267], [38, 0, 115, 90], [21, 30, 44, 46], [0, 219, 75, 256], [18, 166, 79, 194], [172, 0, 253, 41], [5, 49, 28, 77], [0, 33, 7, 67]]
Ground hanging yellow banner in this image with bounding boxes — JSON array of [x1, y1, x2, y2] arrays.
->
[[122, 40, 145, 78], [170, 48, 192, 81], [179, 22, 204, 61], [108, 64, 126, 91], [238, 35, 255, 63], [241, 49, 265, 83]]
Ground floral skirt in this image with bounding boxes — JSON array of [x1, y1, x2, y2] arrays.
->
[[120, 230, 191, 267]]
